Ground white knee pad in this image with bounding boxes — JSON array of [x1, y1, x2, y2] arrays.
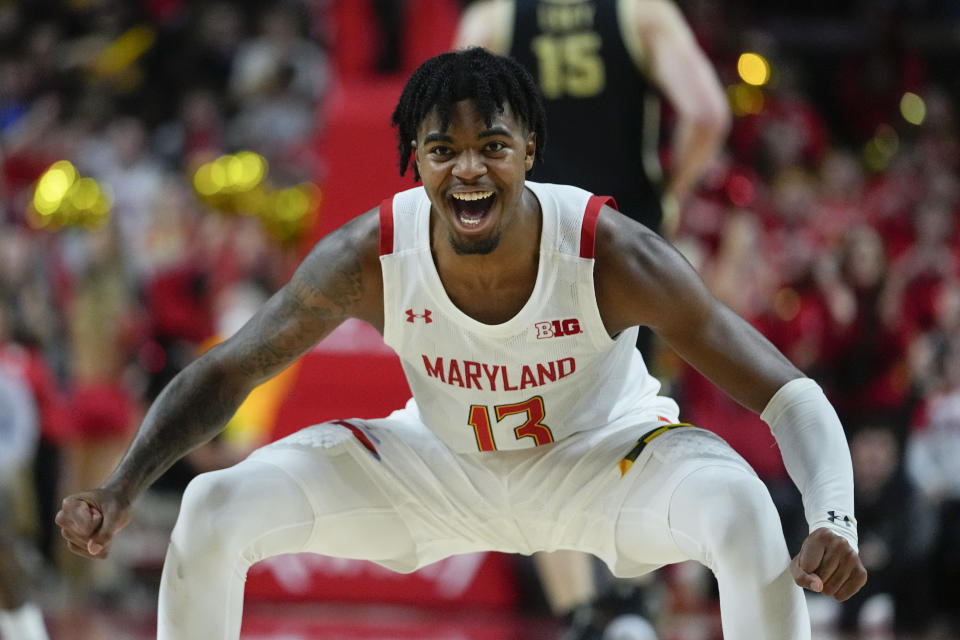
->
[[669, 464, 809, 640], [171, 460, 315, 567], [670, 464, 786, 577], [173, 471, 235, 558], [159, 460, 317, 640]]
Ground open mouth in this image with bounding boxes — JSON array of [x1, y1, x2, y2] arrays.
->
[[449, 191, 495, 229]]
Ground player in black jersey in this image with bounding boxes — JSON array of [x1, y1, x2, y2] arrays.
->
[[456, 2, 730, 637]]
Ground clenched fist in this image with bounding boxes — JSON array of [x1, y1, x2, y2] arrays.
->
[[55, 489, 132, 559], [790, 527, 867, 601]]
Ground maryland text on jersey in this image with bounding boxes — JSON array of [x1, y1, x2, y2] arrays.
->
[[421, 354, 576, 391]]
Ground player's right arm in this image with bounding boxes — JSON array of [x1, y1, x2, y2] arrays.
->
[[56, 209, 384, 559], [625, 0, 730, 216]]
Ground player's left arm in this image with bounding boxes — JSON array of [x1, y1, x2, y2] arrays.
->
[[594, 206, 867, 601]]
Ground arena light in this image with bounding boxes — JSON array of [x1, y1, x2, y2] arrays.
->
[[33, 160, 77, 215], [235, 151, 268, 190], [67, 177, 101, 210], [208, 158, 228, 192], [192, 163, 218, 196], [737, 53, 770, 87], [192, 152, 268, 198], [29, 161, 111, 230], [223, 155, 245, 191], [900, 92, 926, 126], [190, 151, 317, 242]]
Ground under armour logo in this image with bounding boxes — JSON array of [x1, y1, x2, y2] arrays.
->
[[405, 308, 433, 323], [827, 510, 853, 527]]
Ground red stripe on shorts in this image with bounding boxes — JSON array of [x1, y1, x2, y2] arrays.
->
[[334, 420, 380, 459]]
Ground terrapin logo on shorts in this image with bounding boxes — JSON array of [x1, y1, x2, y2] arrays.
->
[[534, 318, 582, 339]]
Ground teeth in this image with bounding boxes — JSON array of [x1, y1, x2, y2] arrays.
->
[[451, 191, 493, 201], [460, 217, 482, 226]]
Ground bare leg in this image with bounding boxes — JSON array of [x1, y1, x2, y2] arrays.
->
[[534, 549, 597, 615]]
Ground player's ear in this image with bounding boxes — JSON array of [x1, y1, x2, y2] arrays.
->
[[410, 141, 423, 181], [525, 132, 536, 170]]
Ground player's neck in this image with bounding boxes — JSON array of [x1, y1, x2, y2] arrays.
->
[[430, 189, 541, 324], [432, 188, 541, 288]]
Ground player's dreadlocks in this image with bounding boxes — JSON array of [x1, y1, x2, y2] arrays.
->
[[391, 47, 547, 181]]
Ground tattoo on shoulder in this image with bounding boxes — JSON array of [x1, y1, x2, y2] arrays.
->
[[236, 237, 367, 377], [308, 242, 365, 314]]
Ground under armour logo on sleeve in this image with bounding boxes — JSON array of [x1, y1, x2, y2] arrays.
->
[[826, 510, 855, 527]]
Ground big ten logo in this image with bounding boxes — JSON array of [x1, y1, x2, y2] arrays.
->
[[535, 318, 582, 339]]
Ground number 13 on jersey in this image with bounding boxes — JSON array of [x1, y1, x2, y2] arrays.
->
[[468, 396, 555, 451]]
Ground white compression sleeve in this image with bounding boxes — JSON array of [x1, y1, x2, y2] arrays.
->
[[761, 377, 858, 552]]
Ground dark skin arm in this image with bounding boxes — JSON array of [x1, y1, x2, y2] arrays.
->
[[56, 209, 384, 559], [594, 205, 867, 601], [595, 206, 800, 410]]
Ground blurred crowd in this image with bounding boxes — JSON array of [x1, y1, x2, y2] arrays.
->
[[1, 0, 960, 638], [0, 0, 326, 612], [667, 3, 960, 635]]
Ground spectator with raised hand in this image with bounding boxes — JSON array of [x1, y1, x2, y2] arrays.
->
[[822, 226, 911, 429]]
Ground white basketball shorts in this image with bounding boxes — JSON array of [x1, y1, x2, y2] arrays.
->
[[247, 402, 754, 577]]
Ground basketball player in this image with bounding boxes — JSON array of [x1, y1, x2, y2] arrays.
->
[[56, 48, 864, 640], [455, 2, 730, 632]]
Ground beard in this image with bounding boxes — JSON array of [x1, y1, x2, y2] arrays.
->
[[449, 229, 502, 255]]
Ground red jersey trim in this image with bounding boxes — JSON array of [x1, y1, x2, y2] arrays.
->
[[379, 196, 394, 256], [580, 195, 617, 259]]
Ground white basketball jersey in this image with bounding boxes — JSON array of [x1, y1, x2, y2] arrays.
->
[[379, 181, 679, 453]]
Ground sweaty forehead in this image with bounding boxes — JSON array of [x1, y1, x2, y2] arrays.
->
[[417, 99, 524, 140]]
